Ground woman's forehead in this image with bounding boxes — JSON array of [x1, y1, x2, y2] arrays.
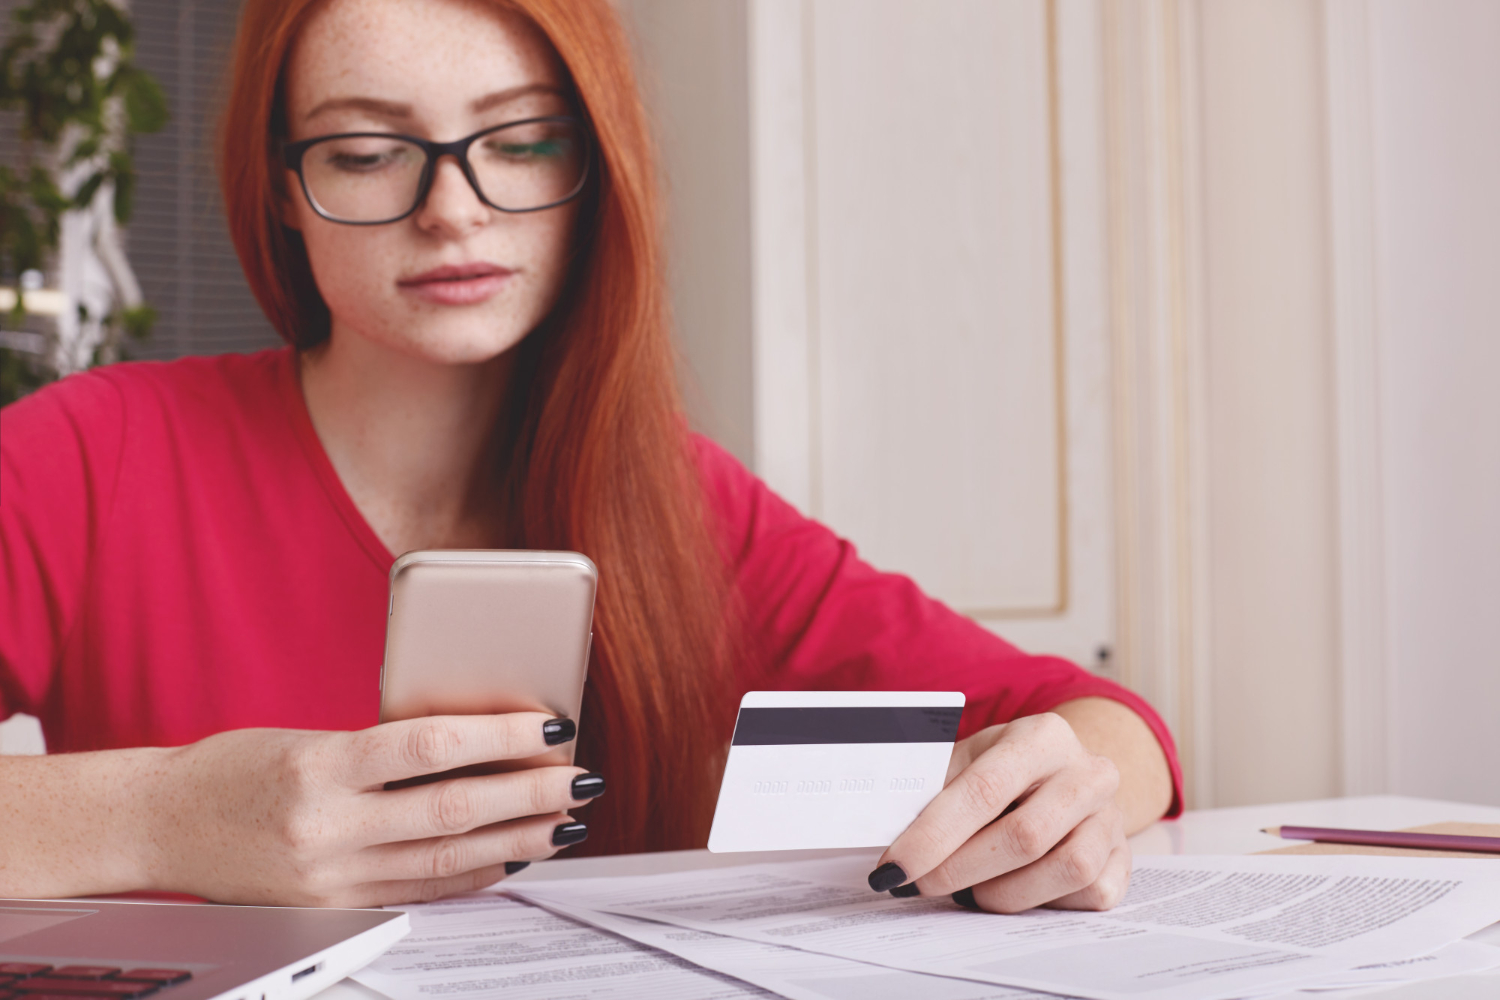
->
[[286, 0, 567, 128]]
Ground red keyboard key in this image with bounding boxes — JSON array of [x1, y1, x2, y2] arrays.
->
[[0, 978, 18, 988], [0, 970, 50, 981], [16, 985, 154, 999], [40, 973, 118, 983], [107, 976, 184, 989], [113, 976, 188, 987]]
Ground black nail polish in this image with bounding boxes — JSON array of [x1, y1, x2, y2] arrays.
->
[[542, 718, 576, 746], [552, 822, 589, 847], [867, 861, 907, 893], [504, 861, 531, 875], [889, 882, 921, 898], [571, 772, 606, 800], [952, 887, 978, 909]]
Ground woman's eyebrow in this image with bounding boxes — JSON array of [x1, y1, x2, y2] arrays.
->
[[303, 83, 567, 124]]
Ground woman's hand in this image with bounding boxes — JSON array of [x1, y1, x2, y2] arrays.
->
[[139, 712, 601, 906], [866, 710, 1132, 912]]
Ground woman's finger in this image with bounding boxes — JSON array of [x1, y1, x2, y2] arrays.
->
[[372, 765, 602, 841], [953, 807, 1123, 914], [351, 811, 573, 883], [873, 713, 1076, 890], [337, 712, 571, 787], [1045, 841, 1133, 911], [350, 861, 519, 908], [912, 755, 1117, 896]]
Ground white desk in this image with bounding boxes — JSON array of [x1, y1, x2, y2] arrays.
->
[[323, 795, 1500, 1000]]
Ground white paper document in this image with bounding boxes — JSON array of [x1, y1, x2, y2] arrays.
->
[[532, 898, 1062, 1000], [348, 892, 776, 999], [527, 898, 1500, 1000], [1290, 940, 1500, 991], [1224, 940, 1500, 999], [508, 853, 1500, 1000]]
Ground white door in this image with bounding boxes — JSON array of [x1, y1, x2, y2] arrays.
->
[[749, 0, 1115, 668]]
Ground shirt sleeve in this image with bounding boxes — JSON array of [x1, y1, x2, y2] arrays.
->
[[0, 372, 124, 721], [695, 434, 1184, 818]]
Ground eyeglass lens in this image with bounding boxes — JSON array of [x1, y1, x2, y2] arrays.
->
[[299, 119, 585, 223]]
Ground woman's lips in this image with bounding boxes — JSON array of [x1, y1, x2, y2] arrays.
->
[[397, 263, 514, 306]]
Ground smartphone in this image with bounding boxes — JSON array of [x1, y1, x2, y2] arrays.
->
[[379, 549, 597, 773]]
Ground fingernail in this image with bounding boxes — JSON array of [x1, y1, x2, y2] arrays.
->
[[867, 861, 907, 893], [571, 772, 606, 800], [952, 887, 978, 909], [543, 718, 577, 745], [552, 821, 589, 847], [504, 861, 531, 875], [889, 882, 921, 898]]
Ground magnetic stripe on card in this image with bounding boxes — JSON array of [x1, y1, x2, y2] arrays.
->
[[730, 706, 963, 746]]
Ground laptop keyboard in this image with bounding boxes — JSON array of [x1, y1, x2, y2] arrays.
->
[[0, 965, 192, 1000]]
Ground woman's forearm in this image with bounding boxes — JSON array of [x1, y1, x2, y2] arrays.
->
[[0, 747, 170, 898], [1051, 696, 1175, 835]]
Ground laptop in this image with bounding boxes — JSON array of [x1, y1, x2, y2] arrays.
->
[[0, 898, 407, 1000]]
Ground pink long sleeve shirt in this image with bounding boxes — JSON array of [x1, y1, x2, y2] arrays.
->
[[0, 349, 1182, 818]]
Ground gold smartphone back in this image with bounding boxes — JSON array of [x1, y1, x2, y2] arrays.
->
[[379, 550, 597, 769]]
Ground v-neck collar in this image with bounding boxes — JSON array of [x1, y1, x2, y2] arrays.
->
[[274, 346, 398, 574]]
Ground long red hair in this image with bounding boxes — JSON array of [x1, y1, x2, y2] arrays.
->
[[218, 0, 736, 854]]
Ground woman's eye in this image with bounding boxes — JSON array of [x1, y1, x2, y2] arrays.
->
[[322, 144, 416, 173], [328, 153, 383, 171], [485, 138, 568, 161]]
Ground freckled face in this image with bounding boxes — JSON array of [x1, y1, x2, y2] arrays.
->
[[281, 0, 581, 364]]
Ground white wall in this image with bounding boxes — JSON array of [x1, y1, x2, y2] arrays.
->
[[1097, 0, 1348, 807], [619, 0, 755, 466], [0, 713, 43, 755], [1196, 0, 1341, 805], [1369, 0, 1500, 804]]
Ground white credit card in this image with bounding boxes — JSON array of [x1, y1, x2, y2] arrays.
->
[[707, 690, 965, 853]]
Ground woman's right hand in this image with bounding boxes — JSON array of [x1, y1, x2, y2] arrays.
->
[[139, 712, 600, 906]]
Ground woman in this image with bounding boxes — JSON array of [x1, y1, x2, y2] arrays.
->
[[0, 0, 1180, 909]]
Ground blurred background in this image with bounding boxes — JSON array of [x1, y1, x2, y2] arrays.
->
[[1, 0, 1497, 813]]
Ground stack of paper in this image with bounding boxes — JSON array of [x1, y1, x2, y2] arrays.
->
[[352, 853, 1500, 1000]]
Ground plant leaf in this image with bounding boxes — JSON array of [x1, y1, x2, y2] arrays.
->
[[71, 169, 105, 210], [121, 67, 167, 134], [111, 158, 134, 223]]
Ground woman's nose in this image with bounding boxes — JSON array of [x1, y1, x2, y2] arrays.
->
[[414, 156, 490, 235]]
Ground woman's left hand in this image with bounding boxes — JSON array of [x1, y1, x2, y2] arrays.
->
[[868, 711, 1130, 912]]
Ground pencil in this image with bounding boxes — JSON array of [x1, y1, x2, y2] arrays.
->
[[1261, 825, 1500, 855]]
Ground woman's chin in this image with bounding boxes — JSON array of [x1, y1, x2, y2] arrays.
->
[[360, 325, 532, 368]]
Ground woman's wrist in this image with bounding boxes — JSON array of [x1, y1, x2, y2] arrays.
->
[[65, 745, 181, 895], [120, 744, 184, 893], [1050, 697, 1174, 834]]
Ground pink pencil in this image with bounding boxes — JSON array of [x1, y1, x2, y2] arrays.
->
[[1262, 825, 1500, 855]]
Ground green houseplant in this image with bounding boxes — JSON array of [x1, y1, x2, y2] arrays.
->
[[0, 0, 167, 405]]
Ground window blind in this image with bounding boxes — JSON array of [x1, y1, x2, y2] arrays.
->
[[128, 0, 281, 359]]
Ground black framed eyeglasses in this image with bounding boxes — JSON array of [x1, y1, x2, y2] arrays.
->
[[280, 115, 591, 225]]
